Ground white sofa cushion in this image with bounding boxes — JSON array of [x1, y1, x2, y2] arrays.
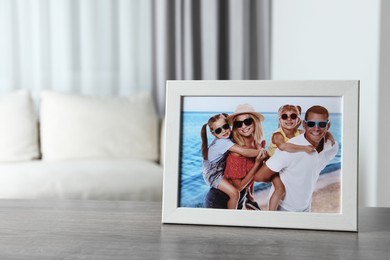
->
[[0, 91, 39, 162], [40, 91, 159, 161], [0, 159, 163, 201]]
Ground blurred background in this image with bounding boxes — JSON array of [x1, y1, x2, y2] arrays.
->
[[0, 0, 388, 207]]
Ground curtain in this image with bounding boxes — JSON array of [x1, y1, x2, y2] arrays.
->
[[0, 0, 153, 100], [0, 0, 270, 115], [152, 0, 270, 114]]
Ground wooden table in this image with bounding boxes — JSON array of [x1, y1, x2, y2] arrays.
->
[[0, 200, 388, 259]]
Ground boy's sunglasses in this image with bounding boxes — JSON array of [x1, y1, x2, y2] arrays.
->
[[233, 118, 253, 128], [212, 123, 230, 134], [304, 120, 329, 128], [281, 113, 298, 120]]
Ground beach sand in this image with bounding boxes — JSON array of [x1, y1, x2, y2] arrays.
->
[[253, 170, 341, 213]]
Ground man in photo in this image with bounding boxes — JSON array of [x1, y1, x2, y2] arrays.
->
[[253, 105, 339, 212]]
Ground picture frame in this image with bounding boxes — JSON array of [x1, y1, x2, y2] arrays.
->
[[162, 80, 359, 232]]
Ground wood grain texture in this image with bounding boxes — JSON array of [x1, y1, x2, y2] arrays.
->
[[0, 200, 388, 259]]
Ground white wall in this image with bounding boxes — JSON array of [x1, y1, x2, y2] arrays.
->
[[378, 1, 390, 206], [271, 0, 384, 206]]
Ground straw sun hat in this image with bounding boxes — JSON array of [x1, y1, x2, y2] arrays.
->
[[227, 104, 264, 124]]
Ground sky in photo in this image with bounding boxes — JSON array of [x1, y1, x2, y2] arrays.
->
[[183, 96, 342, 114]]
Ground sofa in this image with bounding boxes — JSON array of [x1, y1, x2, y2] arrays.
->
[[0, 90, 164, 201]]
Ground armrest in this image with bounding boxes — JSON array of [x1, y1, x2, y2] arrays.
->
[[159, 118, 165, 166]]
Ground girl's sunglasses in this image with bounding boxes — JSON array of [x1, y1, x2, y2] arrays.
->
[[304, 120, 328, 128], [233, 118, 253, 128], [212, 123, 230, 134], [281, 113, 298, 120]]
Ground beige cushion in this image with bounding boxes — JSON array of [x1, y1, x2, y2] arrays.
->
[[40, 91, 159, 161], [0, 90, 39, 162]]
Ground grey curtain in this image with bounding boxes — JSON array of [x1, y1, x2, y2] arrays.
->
[[152, 0, 271, 115]]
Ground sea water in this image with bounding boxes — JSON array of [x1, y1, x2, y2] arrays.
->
[[179, 112, 342, 208]]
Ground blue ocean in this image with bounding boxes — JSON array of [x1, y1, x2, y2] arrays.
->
[[179, 112, 342, 208]]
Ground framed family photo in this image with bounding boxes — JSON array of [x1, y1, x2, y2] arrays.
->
[[162, 80, 359, 231]]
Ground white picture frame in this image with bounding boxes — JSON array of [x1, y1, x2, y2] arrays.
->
[[162, 80, 359, 232]]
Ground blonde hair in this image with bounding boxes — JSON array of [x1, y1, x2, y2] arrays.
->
[[231, 114, 264, 147], [200, 113, 229, 160], [277, 104, 302, 130]]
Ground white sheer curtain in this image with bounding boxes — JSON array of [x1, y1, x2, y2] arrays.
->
[[0, 0, 153, 100]]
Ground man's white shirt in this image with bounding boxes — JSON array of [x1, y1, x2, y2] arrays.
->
[[266, 134, 339, 212]]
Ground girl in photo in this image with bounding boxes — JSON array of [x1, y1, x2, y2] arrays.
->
[[201, 113, 266, 210], [266, 104, 316, 210]]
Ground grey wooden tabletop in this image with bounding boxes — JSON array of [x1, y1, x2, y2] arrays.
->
[[0, 199, 388, 259]]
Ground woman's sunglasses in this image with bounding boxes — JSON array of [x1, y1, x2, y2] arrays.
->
[[233, 118, 253, 128], [304, 120, 329, 128], [281, 113, 298, 120], [212, 123, 230, 134]]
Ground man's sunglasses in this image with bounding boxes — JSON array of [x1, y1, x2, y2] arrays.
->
[[281, 113, 298, 120], [304, 120, 329, 128], [233, 118, 253, 128], [212, 123, 230, 134]]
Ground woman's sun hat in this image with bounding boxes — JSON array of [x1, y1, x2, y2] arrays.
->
[[227, 103, 264, 123]]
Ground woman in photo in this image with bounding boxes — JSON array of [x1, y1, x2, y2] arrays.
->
[[224, 104, 266, 210], [201, 113, 265, 209]]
